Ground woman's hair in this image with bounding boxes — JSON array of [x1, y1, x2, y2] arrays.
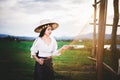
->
[[39, 24, 52, 37], [39, 27, 47, 37]]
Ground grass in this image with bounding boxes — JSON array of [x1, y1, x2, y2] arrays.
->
[[0, 40, 119, 80], [0, 41, 33, 80], [53, 50, 91, 71]]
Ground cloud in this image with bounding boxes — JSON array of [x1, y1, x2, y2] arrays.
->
[[0, 0, 93, 35], [1, 0, 119, 37]]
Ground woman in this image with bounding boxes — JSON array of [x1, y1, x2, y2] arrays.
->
[[30, 19, 69, 80]]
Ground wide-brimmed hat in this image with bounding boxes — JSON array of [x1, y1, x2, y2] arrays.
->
[[34, 19, 59, 33]]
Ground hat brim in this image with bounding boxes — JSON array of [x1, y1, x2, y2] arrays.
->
[[34, 22, 59, 33]]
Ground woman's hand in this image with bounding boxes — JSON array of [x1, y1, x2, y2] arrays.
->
[[37, 58, 44, 65], [62, 45, 71, 50], [58, 45, 71, 54], [32, 55, 44, 65]]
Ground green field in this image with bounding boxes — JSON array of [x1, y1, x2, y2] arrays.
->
[[0, 40, 118, 80]]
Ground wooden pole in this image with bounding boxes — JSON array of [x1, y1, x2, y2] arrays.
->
[[92, 0, 97, 57], [88, 56, 117, 75], [97, 0, 107, 80], [89, 23, 120, 27], [111, 0, 119, 73]]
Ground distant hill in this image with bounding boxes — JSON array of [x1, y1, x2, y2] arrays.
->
[[0, 34, 9, 38], [0, 34, 35, 41], [0, 33, 120, 41], [15, 36, 35, 41], [55, 33, 120, 40], [74, 33, 120, 40]]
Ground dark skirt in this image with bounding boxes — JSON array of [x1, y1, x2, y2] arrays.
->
[[34, 57, 55, 80]]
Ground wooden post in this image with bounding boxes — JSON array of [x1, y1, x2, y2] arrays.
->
[[89, 23, 120, 27], [88, 56, 117, 75], [118, 59, 120, 75], [92, 0, 97, 57], [111, 0, 119, 73], [97, 0, 107, 80]]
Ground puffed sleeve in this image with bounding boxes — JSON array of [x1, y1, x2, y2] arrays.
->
[[51, 38, 61, 56], [30, 37, 39, 58]]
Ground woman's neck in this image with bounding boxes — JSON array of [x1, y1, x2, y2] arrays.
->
[[41, 35, 51, 45], [42, 35, 50, 39]]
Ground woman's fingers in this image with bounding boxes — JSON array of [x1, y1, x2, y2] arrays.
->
[[38, 58, 44, 65], [62, 45, 71, 50]]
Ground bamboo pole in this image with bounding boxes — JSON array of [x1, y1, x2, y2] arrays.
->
[[92, 0, 97, 57], [88, 56, 117, 75], [89, 23, 120, 27], [97, 0, 107, 80]]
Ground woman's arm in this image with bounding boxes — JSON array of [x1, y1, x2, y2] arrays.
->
[[57, 45, 70, 54]]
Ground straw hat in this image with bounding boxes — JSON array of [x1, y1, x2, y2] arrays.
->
[[34, 19, 59, 33]]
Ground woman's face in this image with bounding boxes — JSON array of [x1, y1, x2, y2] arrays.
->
[[44, 25, 52, 36]]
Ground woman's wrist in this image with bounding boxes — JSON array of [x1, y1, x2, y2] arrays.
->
[[36, 58, 39, 62], [61, 47, 63, 50], [58, 47, 63, 53], [33, 55, 39, 62]]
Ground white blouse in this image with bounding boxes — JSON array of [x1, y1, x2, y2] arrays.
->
[[30, 37, 60, 58]]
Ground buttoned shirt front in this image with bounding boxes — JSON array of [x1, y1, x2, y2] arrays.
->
[[30, 37, 60, 58]]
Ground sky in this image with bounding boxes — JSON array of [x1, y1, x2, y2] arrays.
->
[[0, 0, 120, 37]]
